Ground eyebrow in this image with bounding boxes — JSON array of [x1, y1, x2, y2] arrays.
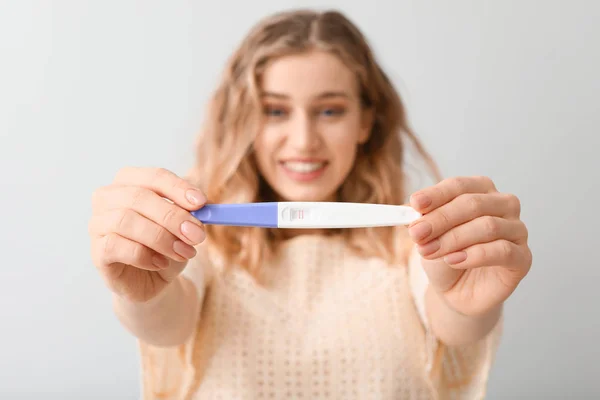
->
[[261, 91, 351, 100]]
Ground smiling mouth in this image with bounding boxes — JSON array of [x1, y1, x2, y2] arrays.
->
[[280, 160, 327, 173], [279, 160, 328, 181]]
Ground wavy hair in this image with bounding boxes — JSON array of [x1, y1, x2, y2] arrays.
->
[[187, 9, 441, 276]]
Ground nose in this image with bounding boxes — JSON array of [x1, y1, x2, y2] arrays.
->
[[288, 112, 321, 151]]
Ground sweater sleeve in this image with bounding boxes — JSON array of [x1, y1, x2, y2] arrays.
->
[[407, 244, 504, 399], [136, 248, 213, 400]]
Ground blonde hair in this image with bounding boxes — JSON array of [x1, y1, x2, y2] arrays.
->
[[187, 9, 441, 276]]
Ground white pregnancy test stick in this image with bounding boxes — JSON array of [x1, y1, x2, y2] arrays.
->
[[191, 202, 422, 228]]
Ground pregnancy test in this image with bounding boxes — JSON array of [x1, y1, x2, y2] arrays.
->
[[190, 202, 421, 229]]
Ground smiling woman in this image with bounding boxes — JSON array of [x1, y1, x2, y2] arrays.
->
[[86, 8, 531, 400], [254, 50, 372, 202], [188, 10, 440, 272]]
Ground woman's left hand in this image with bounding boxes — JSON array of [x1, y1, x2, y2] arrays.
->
[[408, 176, 532, 317]]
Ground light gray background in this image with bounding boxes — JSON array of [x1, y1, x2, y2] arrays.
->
[[1, 1, 598, 398]]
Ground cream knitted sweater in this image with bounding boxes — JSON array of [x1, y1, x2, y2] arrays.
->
[[137, 233, 502, 399]]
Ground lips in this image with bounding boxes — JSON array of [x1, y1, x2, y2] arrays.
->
[[279, 159, 328, 182], [280, 160, 327, 173]]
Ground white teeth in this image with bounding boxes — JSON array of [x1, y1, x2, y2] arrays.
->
[[282, 161, 325, 173]]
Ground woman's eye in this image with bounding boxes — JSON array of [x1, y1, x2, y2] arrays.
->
[[319, 108, 345, 117], [264, 107, 286, 117]]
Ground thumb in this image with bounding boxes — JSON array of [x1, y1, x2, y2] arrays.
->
[[158, 258, 189, 283], [419, 253, 464, 293]]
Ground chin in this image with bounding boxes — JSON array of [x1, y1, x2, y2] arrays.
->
[[276, 186, 337, 203]]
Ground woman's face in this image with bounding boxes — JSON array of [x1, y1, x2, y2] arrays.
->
[[253, 50, 372, 202]]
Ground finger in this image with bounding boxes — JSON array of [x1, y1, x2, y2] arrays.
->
[[113, 167, 206, 210], [90, 209, 197, 263], [417, 217, 528, 259], [93, 185, 206, 247], [409, 176, 497, 214], [156, 258, 189, 284], [419, 256, 465, 293], [92, 232, 167, 272], [442, 240, 533, 273], [408, 192, 518, 244]]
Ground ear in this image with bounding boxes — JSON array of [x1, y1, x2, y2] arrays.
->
[[358, 107, 375, 144]]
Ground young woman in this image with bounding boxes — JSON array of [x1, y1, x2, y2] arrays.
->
[[89, 9, 532, 399]]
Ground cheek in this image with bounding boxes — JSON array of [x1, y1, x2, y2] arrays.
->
[[326, 121, 362, 166], [253, 141, 270, 175], [253, 130, 279, 176], [330, 139, 357, 162], [335, 142, 359, 175]]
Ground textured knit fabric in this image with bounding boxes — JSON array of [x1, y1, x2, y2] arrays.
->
[[137, 233, 502, 399]]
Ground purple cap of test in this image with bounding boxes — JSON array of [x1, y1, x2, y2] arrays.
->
[[191, 203, 279, 228]]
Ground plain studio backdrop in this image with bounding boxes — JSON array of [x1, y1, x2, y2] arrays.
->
[[1, 1, 598, 398]]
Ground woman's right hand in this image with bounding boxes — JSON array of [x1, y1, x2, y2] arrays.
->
[[88, 167, 207, 303]]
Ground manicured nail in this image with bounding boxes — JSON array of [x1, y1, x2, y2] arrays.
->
[[152, 254, 170, 269], [173, 240, 197, 259], [185, 189, 205, 205], [409, 221, 432, 241], [418, 239, 440, 256], [444, 251, 467, 265], [181, 221, 205, 244], [411, 193, 431, 209]]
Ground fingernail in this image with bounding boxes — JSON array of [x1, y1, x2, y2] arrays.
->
[[409, 221, 432, 241], [185, 189, 205, 205], [411, 193, 431, 209], [418, 239, 440, 256], [173, 240, 197, 259], [444, 251, 467, 265], [152, 254, 170, 269], [181, 221, 205, 244]]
